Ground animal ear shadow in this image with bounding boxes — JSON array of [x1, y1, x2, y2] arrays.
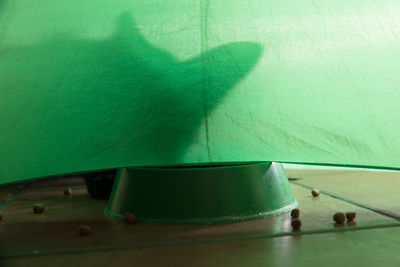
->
[[202, 42, 263, 74], [113, 12, 141, 39], [183, 41, 263, 81], [189, 42, 263, 99]]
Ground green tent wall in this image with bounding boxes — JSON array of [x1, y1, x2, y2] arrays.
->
[[1, 0, 400, 185]]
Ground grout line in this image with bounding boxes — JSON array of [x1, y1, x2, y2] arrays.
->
[[0, 182, 30, 212], [288, 177, 302, 181], [290, 181, 400, 221], [2, 222, 400, 261], [23, 185, 86, 193]]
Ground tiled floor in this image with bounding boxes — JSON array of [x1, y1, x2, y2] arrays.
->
[[1, 168, 400, 266]]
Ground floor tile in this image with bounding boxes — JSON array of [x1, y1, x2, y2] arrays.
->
[[3, 226, 400, 267], [287, 169, 400, 217], [0, 174, 395, 259]]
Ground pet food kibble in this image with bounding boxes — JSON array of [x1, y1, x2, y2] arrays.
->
[[64, 188, 72, 196], [333, 212, 345, 224], [311, 188, 320, 197], [78, 225, 92, 236], [33, 203, 45, 214], [124, 213, 137, 224], [290, 208, 300, 218], [346, 212, 357, 221], [291, 219, 302, 230]]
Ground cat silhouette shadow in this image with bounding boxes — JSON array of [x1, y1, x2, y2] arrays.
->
[[0, 13, 263, 176]]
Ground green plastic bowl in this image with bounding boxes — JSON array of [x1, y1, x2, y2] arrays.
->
[[105, 162, 297, 224]]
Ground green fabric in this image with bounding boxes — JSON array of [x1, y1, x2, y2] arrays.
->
[[1, 0, 400, 184]]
